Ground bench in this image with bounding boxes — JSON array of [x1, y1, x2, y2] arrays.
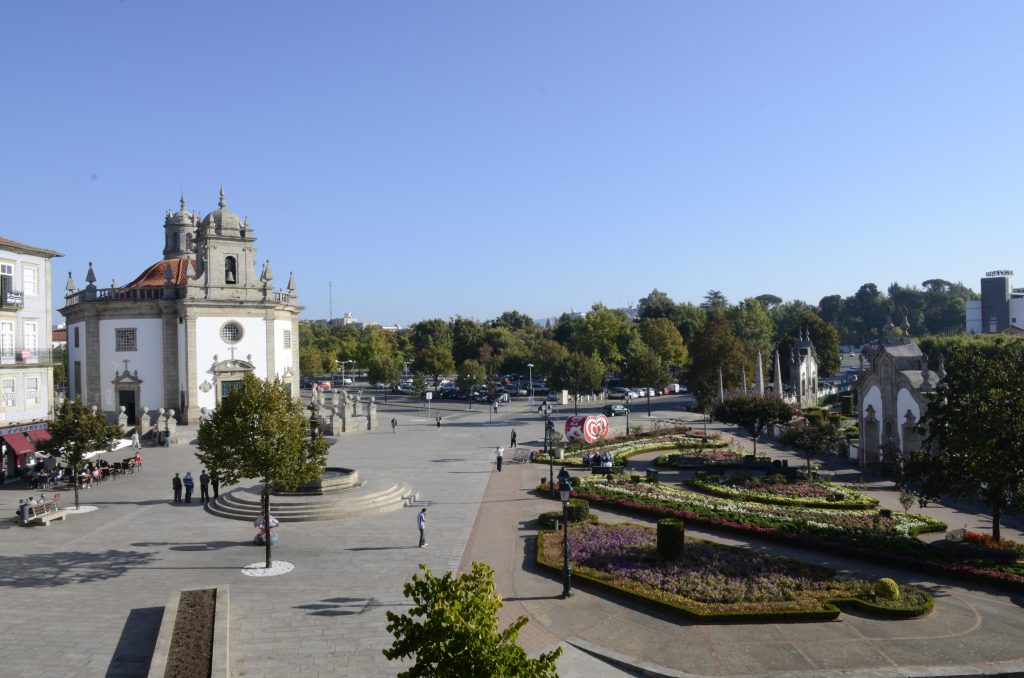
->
[[590, 465, 625, 476], [20, 498, 67, 526]]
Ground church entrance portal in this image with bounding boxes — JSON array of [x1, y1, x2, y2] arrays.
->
[[118, 389, 137, 425]]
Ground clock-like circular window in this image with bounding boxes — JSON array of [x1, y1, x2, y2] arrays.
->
[[220, 321, 243, 343]]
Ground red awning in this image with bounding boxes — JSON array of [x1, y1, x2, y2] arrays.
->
[[2, 433, 34, 455], [25, 429, 51, 444]]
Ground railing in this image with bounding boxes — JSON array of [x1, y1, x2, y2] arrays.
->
[[0, 288, 23, 309], [0, 348, 60, 365], [64, 285, 297, 307]]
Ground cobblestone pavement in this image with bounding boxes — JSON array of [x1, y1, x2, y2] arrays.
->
[[2, 397, 1023, 677]]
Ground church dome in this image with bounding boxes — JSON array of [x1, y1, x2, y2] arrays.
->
[[201, 187, 245, 234], [168, 194, 198, 226]]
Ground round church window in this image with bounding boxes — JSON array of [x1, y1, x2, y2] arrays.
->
[[220, 321, 243, 343]]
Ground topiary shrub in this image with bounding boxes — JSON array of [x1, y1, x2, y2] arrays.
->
[[657, 518, 685, 560], [873, 578, 901, 600], [566, 498, 590, 522]]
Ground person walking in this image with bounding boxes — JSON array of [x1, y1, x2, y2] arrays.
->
[[391, 417, 398, 434], [493, 401, 499, 414], [199, 470, 211, 503], [183, 472, 194, 503], [510, 429, 517, 447], [495, 446, 504, 472], [131, 430, 141, 451], [211, 471, 220, 498], [417, 508, 427, 547], [172, 473, 182, 503], [436, 415, 441, 429]]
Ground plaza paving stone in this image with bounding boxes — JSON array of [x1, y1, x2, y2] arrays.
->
[[0, 397, 1022, 677]]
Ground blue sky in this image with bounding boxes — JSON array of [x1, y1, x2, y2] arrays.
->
[[3, 2, 1022, 326]]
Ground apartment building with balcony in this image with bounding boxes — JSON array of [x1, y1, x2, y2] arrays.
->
[[0, 236, 62, 481]]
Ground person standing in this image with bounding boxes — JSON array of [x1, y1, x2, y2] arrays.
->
[[436, 415, 441, 429], [172, 473, 183, 503], [131, 430, 141, 451], [211, 471, 220, 498], [199, 470, 211, 503], [510, 429, 517, 447], [391, 417, 398, 434], [495, 446, 504, 472], [183, 472, 194, 503], [417, 508, 427, 547], [493, 401, 499, 414]]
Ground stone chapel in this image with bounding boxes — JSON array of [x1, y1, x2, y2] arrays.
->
[[854, 318, 939, 468], [60, 189, 302, 426], [789, 328, 820, 408]]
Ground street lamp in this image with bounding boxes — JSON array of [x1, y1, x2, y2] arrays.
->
[[625, 393, 633, 436], [539, 400, 554, 498], [557, 466, 573, 599], [527, 363, 535, 407], [341, 359, 355, 386]]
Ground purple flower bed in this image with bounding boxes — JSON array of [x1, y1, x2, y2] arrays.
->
[[538, 523, 933, 618], [738, 479, 832, 499], [567, 523, 839, 606]]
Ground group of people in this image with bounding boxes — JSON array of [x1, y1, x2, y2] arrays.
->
[[171, 470, 218, 504], [14, 494, 52, 521], [583, 451, 613, 468]]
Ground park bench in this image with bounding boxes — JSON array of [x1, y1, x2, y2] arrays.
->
[[20, 494, 67, 526], [590, 465, 624, 476]]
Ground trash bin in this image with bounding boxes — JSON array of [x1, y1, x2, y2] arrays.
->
[[646, 467, 659, 483]]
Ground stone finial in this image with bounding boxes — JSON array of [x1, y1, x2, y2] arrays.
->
[[937, 354, 946, 380], [902, 313, 911, 333], [287, 271, 295, 292], [65, 272, 75, 291], [243, 216, 250, 228], [180, 193, 187, 211], [218, 185, 226, 208], [85, 262, 96, 285], [111, 278, 117, 288]]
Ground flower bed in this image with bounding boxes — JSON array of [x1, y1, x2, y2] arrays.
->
[[686, 476, 879, 510], [570, 478, 1024, 591], [536, 522, 932, 622], [653, 449, 746, 466], [963, 531, 1024, 557], [537, 432, 729, 467]]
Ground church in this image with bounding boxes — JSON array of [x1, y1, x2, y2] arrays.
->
[[854, 318, 939, 468], [61, 189, 302, 426]]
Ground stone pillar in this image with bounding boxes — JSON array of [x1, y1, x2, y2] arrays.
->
[[117, 406, 128, 430], [368, 397, 377, 431], [165, 409, 178, 443]]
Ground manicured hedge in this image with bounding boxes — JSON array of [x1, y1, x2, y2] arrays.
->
[[685, 477, 879, 510]]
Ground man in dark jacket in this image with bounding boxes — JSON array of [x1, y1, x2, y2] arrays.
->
[[172, 473, 183, 503]]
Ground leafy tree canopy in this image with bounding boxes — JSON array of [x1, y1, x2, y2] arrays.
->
[[712, 392, 795, 455], [195, 373, 328, 490], [906, 342, 1024, 540], [383, 562, 561, 678], [637, 317, 689, 369], [36, 396, 123, 509]]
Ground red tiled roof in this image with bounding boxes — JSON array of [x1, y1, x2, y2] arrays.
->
[[0, 236, 63, 258], [123, 258, 195, 288], [52, 329, 67, 343]]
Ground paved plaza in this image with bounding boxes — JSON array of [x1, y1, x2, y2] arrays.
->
[[2, 396, 1023, 677]]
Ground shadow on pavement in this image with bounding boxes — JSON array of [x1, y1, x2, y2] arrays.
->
[[131, 540, 241, 552], [294, 596, 394, 617], [105, 606, 162, 678], [0, 549, 157, 587]]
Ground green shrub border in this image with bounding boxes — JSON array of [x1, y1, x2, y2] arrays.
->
[[685, 477, 879, 510], [535, 528, 932, 623]]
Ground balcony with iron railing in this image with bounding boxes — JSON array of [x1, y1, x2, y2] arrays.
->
[[0, 348, 60, 367], [0, 283, 23, 309]]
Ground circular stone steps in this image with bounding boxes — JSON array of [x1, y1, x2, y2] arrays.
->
[[205, 479, 414, 522]]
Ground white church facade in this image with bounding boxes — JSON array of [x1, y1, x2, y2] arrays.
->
[[61, 189, 301, 426]]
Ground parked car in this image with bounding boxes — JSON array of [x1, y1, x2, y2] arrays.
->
[[602, 403, 630, 416]]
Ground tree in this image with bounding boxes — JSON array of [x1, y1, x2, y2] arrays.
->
[[730, 298, 775, 363], [415, 345, 456, 391], [623, 345, 670, 415], [776, 310, 841, 379], [548, 352, 605, 415], [688, 317, 750, 406], [195, 374, 329, 568], [456, 359, 486, 410], [637, 317, 688, 369], [712, 392, 795, 456], [36, 396, 123, 510], [490, 310, 536, 333], [383, 562, 561, 678], [905, 343, 1024, 541]]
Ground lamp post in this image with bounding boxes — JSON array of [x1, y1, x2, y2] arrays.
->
[[625, 393, 632, 436], [557, 466, 573, 598], [527, 363, 534, 407], [341, 359, 355, 386], [539, 400, 554, 498]]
